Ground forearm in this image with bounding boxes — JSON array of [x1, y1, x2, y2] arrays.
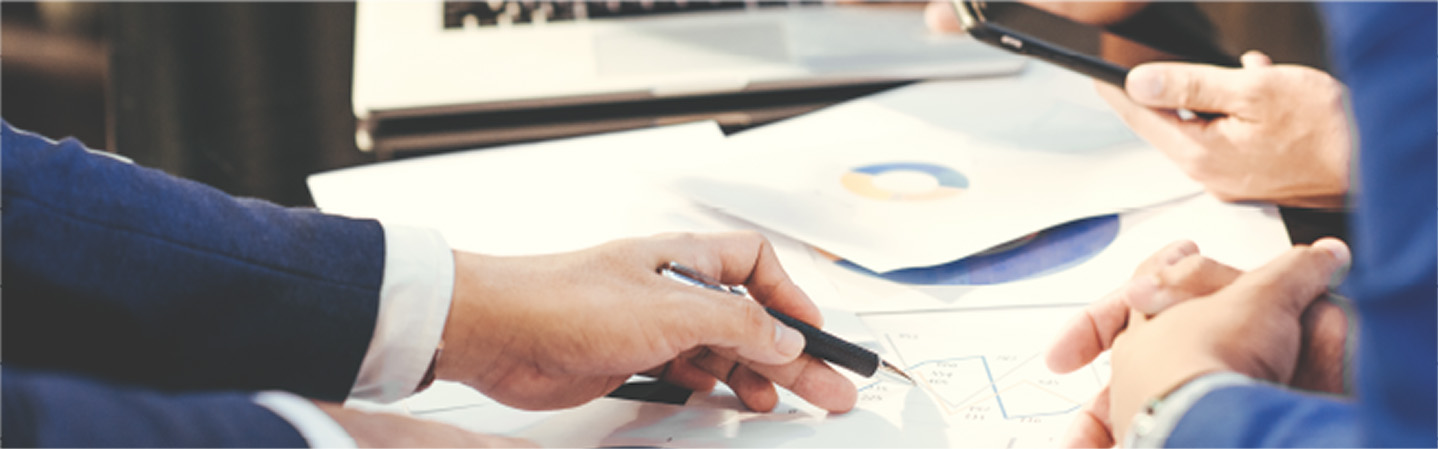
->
[[2, 367, 310, 448], [2, 121, 383, 400]]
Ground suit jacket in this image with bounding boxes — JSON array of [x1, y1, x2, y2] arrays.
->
[[2, 119, 386, 446], [1165, 3, 1437, 447]]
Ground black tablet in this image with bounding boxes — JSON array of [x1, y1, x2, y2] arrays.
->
[[951, 1, 1239, 88]]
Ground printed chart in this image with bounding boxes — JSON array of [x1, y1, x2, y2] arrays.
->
[[852, 304, 1110, 446], [410, 305, 1111, 448]]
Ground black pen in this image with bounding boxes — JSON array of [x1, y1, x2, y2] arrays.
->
[[659, 261, 916, 386]]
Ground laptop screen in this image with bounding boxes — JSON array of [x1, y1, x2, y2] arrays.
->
[[443, 0, 823, 28]]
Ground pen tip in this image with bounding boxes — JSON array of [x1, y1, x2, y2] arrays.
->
[[881, 361, 917, 386]]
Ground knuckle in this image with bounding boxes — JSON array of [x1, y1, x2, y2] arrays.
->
[[738, 301, 774, 339]]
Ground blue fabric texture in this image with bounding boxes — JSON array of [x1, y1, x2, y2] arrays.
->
[[3, 367, 308, 448], [1167, 2, 1437, 447], [2, 119, 388, 445]]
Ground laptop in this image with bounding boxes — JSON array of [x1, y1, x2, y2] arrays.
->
[[352, 1, 1026, 155]]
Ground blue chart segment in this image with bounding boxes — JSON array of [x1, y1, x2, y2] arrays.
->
[[838, 214, 1120, 285]]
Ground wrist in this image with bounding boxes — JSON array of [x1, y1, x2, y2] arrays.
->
[[435, 250, 502, 384], [1113, 364, 1226, 439], [1123, 372, 1259, 448]]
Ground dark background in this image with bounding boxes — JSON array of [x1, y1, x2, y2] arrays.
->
[[4, 2, 367, 207], [1, 1, 1343, 244]]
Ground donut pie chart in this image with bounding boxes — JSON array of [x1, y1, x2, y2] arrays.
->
[[841, 162, 969, 201]]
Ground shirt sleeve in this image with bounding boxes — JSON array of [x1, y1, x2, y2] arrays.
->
[[348, 223, 456, 402], [253, 391, 359, 448]]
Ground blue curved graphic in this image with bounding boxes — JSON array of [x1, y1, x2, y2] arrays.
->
[[839, 214, 1120, 285]]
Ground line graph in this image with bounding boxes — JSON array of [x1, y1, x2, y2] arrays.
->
[[854, 304, 1110, 433]]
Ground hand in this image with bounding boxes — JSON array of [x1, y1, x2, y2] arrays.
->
[[1045, 240, 1351, 447], [435, 231, 857, 414], [1044, 240, 1210, 448], [1096, 51, 1351, 208], [313, 400, 538, 447], [1107, 238, 1350, 439], [924, 1, 1147, 34]]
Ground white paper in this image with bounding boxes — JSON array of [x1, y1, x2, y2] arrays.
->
[[807, 194, 1292, 313], [490, 304, 1106, 448], [677, 62, 1205, 272]]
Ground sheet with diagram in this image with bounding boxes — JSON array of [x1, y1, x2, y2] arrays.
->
[[387, 305, 1106, 448]]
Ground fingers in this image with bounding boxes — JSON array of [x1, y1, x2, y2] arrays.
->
[[1240, 50, 1274, 68], [685, 345, 857, 413], [1126, 62, 1261, 115], [648, 231, 828, 366], [1045, 241, 1197, 373], [1046, 289, 1130, 374], [1290, 296, 1351, 394], [1131, 240, 1201, 278], [672, 294, 807, 365], [658, 231, 823, 326], [645, 356, 720, 393], [1221, 238, 1350, 317], [1126, 253, 1242, 315], [1059, 385, 1115, 448], [924, 0, 964, 33], [742, 353, 858, 413]]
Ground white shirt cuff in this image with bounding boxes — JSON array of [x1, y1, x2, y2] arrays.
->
[[253, 391, 357, 448], [1124, 371, 1260, 448], [348, 223, 455, 402]]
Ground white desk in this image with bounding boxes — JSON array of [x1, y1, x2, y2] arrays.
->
[[312, 62, 1290, 447]]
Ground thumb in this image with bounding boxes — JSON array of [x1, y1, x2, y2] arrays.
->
[[1126, 62, 1258, 114], [678, 293, 807, 365], [1222, 238, 1351, 317]]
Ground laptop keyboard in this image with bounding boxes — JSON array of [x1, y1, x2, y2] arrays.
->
[[443, 1, 826, 29]]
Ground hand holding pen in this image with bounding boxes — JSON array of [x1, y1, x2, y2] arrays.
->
[[435, 231, 857, 414], [660, 262, 915, 386]]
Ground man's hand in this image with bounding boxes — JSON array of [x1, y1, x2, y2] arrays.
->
[[1107, 238, 1350, 439], [436, 231, 857, 414], [313, 401, 538, 448], [1045, 240, 1351, 447], [1096, 51, 1351, 208]]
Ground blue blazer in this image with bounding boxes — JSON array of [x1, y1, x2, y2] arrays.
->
[[1165, 3, 1438, 447], [2, 120, 386, 447]]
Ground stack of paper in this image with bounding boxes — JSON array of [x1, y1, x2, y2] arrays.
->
[[675, 63, 1205, 273]]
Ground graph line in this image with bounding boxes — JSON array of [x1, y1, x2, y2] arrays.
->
[[858, 354, 1082, 420]]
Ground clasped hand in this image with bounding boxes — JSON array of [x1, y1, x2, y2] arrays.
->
[[1044, 238, 1351, 447]]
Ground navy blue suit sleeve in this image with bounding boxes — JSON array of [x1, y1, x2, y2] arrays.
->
[[2, 367, 309, 448], [2, 121, 384, 401], [1167, 386, 1359, 447], [1162, 3, 1437, 447]]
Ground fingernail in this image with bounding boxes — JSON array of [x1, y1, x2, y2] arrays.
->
[[1128, 66, 1165, 102], [1163, 242, 1198, 266], [1312, 238, 1352, 286], [775, 322, 805, 359], [1312, 238, 1351, 267]]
